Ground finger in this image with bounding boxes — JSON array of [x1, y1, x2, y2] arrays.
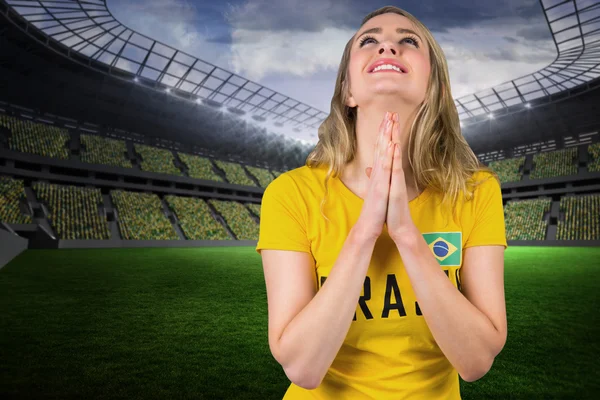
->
[[386, 114, 394, 145], [389, 143, 407, 203], [392, 112, 400, 144], [373, 112, 390, 168]]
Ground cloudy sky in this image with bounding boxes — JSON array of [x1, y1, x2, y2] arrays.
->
[[104, 0, 556, 142]]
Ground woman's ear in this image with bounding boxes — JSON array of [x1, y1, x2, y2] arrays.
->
[[346, 93, 357, 108], [343, 82, 357, 107], [345, 86, 357, 108]]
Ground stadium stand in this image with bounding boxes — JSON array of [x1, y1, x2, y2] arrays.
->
[[588, 143, 600, 173], [80, 134, 133, 169], [0, 175, 32, 224], [208, 199, 259, 240], [504, 198, 552, 240], [487, 157, 525, 183], [1, 114, 70, 160], [245, 165, 276, 188], [134, 143, 182, 176], [111, 190, 179, 240], [530, 147, 578, 180], [164, 195, 230, 240], [246, 203, 261, 218], [177, 152, 225, 182], [213, 159, 257, 186], [32, 181, 110, 240], [557, 194, 600, 240]]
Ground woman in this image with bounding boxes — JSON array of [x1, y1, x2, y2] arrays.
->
[[256, 6, 507, 399]]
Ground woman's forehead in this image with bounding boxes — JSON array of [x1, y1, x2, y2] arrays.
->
[[359, 13, 416, 32]]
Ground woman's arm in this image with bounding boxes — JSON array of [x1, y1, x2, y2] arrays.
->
[[393, 228, 507, 382], [263, 226, 377, 390]]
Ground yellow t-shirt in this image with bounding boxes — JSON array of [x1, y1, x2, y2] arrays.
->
[[255, 163, 507, 400]]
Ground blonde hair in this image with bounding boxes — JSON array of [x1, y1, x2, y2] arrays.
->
[[305, 6, 499, 226]]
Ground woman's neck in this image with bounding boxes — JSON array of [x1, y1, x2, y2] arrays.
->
[[344, 105, 419, 190]]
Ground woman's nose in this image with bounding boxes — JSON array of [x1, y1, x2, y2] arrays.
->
[[378, 45, 397, 55]]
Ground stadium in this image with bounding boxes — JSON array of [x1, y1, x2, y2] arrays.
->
[[0, 0, 599, 398]]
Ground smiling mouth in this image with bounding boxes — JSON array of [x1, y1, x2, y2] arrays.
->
[[369, 64, 407, 74]]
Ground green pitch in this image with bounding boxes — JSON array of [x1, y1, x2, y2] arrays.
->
[[0, 246, 598, 399]]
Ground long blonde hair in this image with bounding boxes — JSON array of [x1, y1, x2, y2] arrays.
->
[[305, 6, 499, 226]]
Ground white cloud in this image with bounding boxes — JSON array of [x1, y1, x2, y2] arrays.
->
[[229, 27, 353, 81]]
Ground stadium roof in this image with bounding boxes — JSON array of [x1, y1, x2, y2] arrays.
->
[[2, 0, 600, 138], [457, 0, 600, 126]]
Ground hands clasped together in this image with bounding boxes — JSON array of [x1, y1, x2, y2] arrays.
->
[[357, 112, 415, 243]]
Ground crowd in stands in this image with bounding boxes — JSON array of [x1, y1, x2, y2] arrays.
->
[[213, 160, 256, 186], [0, 175, 32, 224], [487, 157, 524, 183], [245, 166, 276, 188], [134, 144, 182, 176], [588, 143, 600, 173], [504, 198, 552, 240], [1, 114, 70, 160], [177, 152, 225, 182], [111, 190, 179, 240], [80, 134, 132, 169], [557, 194, 600, 240], [246, 203, 261, 219], [530, 147, 578, 180], [208, 199, 259, 240], [164, 195, 230, 240], [32, 181, 109, 240]]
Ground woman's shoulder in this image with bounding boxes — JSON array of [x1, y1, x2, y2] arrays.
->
[[265, 164, 326, 193], [270, 164, 328, 186]]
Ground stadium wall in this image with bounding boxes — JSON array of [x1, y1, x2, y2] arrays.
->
[[0, 224, 27, 269]]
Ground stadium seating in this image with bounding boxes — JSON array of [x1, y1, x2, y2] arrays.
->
[[208, 199, 259, 240], [504, 198, 552, 240], [588, 143, 600, 173], [134, 144, 182, 176], [487, 157, 524, 183], [164, 195, 230, 240], [1, 114, 70, 160], [245, 166, 276, 188], [556, 194, 600, 240], [529, 148, 578, 180], [0, 175, 32, 224], [80, 134, 133, 169], [111, 190, 179, 240], [32, 181, 109, 240], [246, 203, 261, 218], [177, 152, 224, 182], [212, 160, 256, 186]]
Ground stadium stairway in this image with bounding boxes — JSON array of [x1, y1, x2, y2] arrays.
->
[[206, 201, 237, 240], [101, 194, 122, 240], [160, 198, 186, 240]]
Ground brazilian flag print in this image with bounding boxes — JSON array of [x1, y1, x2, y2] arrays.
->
[[422, 232, 462, 267]]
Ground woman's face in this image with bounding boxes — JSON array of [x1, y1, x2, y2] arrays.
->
[[346, 13, 431, 109]]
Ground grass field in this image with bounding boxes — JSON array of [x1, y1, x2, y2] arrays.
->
[[0, 246, 599, 399]]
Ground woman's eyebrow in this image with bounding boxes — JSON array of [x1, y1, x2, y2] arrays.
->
[[357, 27, 422, 42]]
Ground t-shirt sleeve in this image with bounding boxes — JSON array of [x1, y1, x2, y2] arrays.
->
[[464, 173, 508, 250], [255, 173, 311, 255]]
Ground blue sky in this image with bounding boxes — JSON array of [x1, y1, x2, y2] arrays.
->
[[105, 0, 557, 139]]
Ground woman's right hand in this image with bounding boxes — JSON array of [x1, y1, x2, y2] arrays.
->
[[354, 111, 395, 242]]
